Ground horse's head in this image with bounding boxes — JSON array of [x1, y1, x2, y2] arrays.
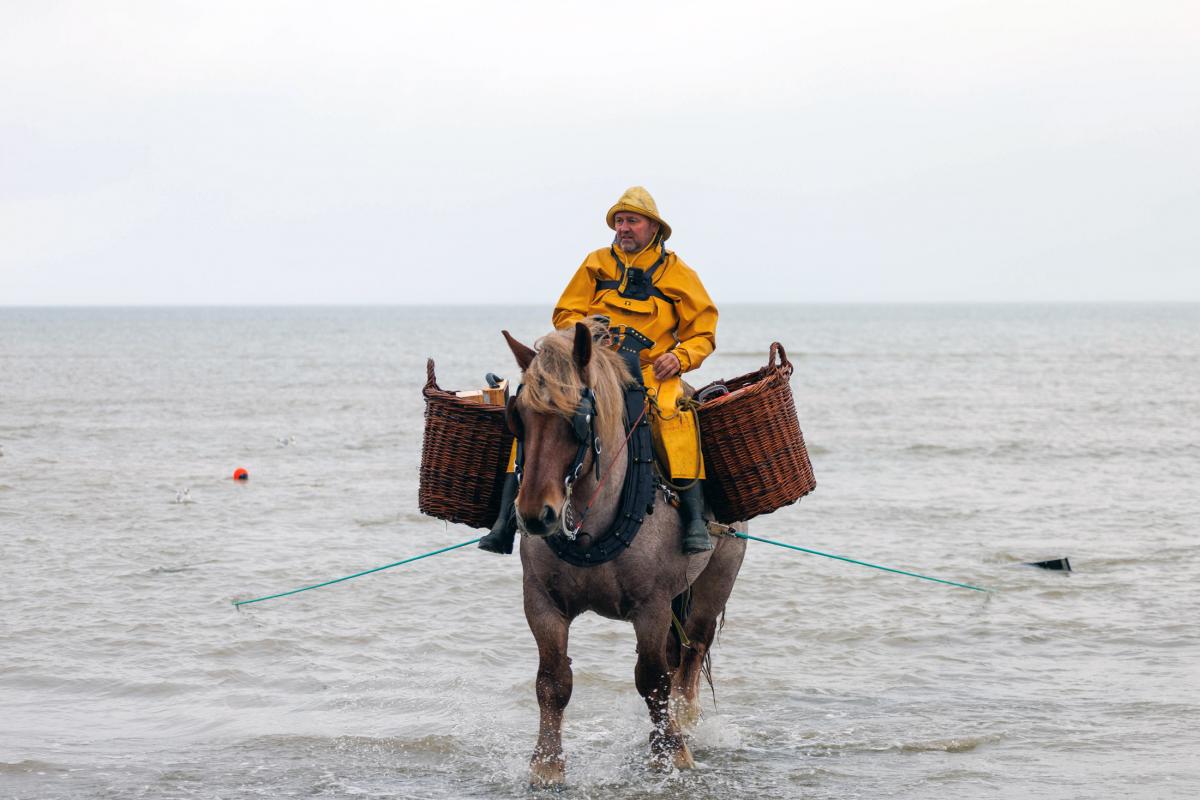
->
[[503, 320, 630, 538]]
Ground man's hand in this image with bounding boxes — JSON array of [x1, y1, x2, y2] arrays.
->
[[652, 352, 681, 381]]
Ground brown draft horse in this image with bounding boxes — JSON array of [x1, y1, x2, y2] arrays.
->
[[502, 320, 746, 787]]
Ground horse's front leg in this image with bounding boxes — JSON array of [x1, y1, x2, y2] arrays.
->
[[633, 605, 695, 771], [526, 605, 572, 788]]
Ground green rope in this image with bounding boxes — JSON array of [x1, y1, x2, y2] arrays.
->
[[670, 610, 692, 648], [734, 532, 990, 593], [231, 529, 988, 609], [232, 537, 482, 608]]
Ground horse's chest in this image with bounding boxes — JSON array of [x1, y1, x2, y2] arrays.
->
[[535, 569, 638, 620]]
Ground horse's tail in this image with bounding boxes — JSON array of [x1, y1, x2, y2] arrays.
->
[[669, 588, 721, 708], [699, 608, 726, 707]]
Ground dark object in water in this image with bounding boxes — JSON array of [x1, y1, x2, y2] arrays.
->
[[1025, 557, 1071, 572]]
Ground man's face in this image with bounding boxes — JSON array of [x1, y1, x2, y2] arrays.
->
[[614, 212, 660, 253]]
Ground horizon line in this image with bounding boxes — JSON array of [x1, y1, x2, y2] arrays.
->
[[3, 300, 1198, 309]]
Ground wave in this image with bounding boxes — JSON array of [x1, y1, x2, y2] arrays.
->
[[0, 760, 67, 774], [896, 735, 1000, 753], [901, 441, 1200, 459], [243, 733, 463, 757], [902, 442, 1034, 457]]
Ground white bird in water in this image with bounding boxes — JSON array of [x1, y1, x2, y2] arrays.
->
[[277, 435, 296, 447], [174, 488, 194, 504]]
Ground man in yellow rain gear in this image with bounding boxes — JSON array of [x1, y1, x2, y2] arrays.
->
[[479, 186, 718, 555]]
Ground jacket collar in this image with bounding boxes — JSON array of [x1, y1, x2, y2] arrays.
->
[[610, 240, 666, 271]]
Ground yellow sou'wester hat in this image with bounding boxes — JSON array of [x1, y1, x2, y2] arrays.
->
[[606, 186, 672, 241]]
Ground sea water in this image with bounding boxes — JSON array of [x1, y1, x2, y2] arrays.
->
[[1, 304, 1197, 799]]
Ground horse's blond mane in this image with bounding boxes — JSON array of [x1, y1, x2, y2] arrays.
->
[[520, 317, 633, 445]]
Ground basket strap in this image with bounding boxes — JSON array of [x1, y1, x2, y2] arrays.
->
[[769, 342, 793, 377]]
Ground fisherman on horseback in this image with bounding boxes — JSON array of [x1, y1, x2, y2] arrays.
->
[[479, 186, 718, 556]]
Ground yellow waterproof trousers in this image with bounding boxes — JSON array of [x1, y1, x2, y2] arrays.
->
[[643, 367, 705, 481]]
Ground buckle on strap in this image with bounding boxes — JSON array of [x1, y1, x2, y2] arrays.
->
[[608, 325, 653, 378]]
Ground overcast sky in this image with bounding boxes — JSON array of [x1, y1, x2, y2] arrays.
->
[[2, 1, 1197, 305]]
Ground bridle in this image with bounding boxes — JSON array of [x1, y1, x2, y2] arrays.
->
[[508, 385, 603, 539]]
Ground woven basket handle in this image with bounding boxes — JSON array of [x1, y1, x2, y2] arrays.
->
[[769, 342, 793, 376], [425, 358, 439, 392]]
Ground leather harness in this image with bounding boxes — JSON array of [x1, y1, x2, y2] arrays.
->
[[595, 246, 674, 304]]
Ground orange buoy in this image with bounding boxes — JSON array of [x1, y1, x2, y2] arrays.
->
[[233, 467, 249, 481]]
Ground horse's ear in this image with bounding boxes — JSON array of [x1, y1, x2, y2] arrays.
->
[[572, 322, 592, 373], [502, 330, 536, 370]]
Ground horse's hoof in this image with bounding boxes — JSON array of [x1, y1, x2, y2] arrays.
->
[[648, 744, 695, 772], [529, 757, 565, 789], [673, 744, 696, 770], [648, 731, 694, 772]]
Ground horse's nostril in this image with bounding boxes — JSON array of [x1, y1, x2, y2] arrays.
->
[[540, 505, 557, 526], [521, 514, 548, 536]]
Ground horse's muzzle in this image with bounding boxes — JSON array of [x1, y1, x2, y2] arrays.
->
[[517, 504, 560, 538]]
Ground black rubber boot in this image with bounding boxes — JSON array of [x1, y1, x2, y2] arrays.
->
[[478, 473, 519, 554], [678, 482, 714, 554]]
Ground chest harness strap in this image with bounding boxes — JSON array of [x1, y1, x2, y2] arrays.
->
[[595, 246, 674, 304]]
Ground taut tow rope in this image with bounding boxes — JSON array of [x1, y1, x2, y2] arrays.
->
[[231, 529, 987, 609], [232, 537, 481, 608], [731, 531, 989, 592]]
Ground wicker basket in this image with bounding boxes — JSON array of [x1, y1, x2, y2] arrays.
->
[[696, 343, 816, 523], [418, 359, 514, 529]]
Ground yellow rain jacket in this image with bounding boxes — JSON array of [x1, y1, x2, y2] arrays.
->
[[552, 242, 717, 480]]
